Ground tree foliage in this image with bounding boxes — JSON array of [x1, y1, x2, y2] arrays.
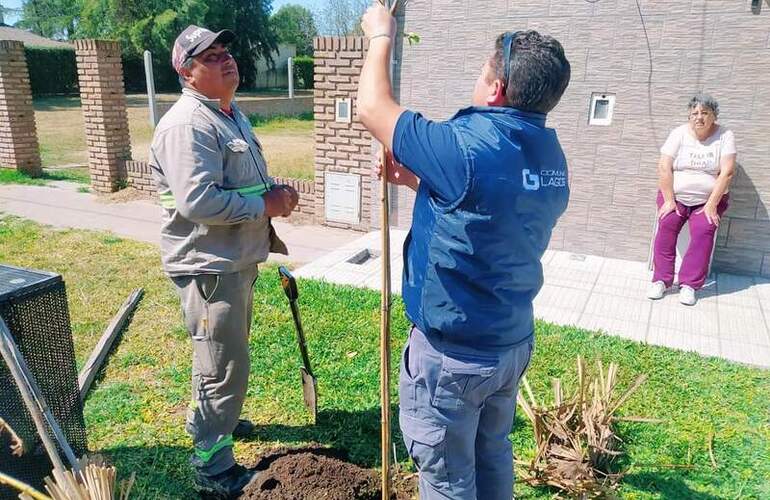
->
[[320, 0, 368, 37], [18, 0, 81, 39], [271, 4, 316, 56], [19, 0, 278, 90]]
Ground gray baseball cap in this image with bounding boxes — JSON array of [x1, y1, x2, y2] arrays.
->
[[172, 25, 235, 73]]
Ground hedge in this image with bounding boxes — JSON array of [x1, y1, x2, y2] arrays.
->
[[293, 55, 313, 89], [25, 46, 78, 96]]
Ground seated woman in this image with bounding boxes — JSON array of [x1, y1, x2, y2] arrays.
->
[[648, 93, 736, 305]]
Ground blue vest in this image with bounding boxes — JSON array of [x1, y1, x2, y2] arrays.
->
[[402, 106, 569, 351]]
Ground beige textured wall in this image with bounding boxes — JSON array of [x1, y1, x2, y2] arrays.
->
[[394, 0, 770, 276]]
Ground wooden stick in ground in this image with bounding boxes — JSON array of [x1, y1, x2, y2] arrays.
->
[[376, 2, 402, 497], [380, 151, 392, 500], [78, 288, 144, 401]]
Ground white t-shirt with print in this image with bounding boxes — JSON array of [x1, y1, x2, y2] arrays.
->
[[660, 124, 736, 206]]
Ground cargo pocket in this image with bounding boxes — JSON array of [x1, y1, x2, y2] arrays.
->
[[194, 274, 220, 303], [189, 275, 221, 378], [432, 352, 499, 410], [400, 412, 447, 486]]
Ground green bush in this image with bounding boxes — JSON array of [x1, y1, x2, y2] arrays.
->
[[25, 46, 78, 96], [123, 53, 180, 94], [293, 55, 314, 89]]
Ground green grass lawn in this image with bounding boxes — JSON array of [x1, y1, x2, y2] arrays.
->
[[0, 167, 90, 186], [0, 217, 768, 499]]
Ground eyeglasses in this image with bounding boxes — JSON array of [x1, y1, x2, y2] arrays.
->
[[501, 31, 518, 90], [187, 48, 233, 67]]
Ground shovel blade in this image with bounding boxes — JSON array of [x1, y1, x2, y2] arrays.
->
[[300, 366, 318, 423]]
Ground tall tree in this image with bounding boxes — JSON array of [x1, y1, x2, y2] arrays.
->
[[271, 4, 316, 56], [321, 0, 367, 37], [203, 0, 277, 88], [18, 0, 81, 39], [74, 0, 277, 90]]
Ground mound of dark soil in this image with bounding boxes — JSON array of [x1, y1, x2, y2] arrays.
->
[[240, 446, 416, 500]]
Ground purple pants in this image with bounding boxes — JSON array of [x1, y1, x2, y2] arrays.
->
[[652, 191, 728, 290]]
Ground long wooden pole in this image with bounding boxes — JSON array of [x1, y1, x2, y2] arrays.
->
[[380, 152, 392, 500], [378, 2, 402, 498]]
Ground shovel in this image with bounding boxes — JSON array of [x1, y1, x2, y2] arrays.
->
[[278, 266, 318, 423]]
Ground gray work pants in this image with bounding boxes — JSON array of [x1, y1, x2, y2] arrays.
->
[[399, 326, 533, 500], [171, 266, 259, 475]]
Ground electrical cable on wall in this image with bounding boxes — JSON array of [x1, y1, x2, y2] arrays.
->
[[635, 0, 658, 146]]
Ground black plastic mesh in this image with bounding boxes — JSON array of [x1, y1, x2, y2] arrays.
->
[[0, 265, 87, 498]]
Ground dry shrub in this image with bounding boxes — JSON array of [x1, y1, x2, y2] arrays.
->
[[517, 356, 657, 498], [0, 456, 134, 500]]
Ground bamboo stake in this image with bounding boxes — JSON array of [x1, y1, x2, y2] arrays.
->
[[375, 2, 403, 497], [0, 471, 51, 500]]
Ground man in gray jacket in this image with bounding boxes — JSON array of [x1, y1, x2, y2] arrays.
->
[[149, 25, 298, 498]]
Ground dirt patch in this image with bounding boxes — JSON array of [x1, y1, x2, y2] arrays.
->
[[96, 187, 154, 204], [240, 446, 417, 500]]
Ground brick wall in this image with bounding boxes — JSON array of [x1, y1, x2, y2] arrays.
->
[[313, 36, 374, 232], [273, 176, 316, 224], [396, 0, 770, 276], [123, 160, 315, 223], [75, 40, 132, 194], [0, 40, 41, 175], [125, 160, 156, 195]]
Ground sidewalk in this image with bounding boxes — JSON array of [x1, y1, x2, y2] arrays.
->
[[294, 231, 770, 369], [0, 182, 359, 265], [3, 182, 768, 368]]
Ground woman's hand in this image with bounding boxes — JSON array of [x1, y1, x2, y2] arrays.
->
[[375, 150, 419, 191], [657, 199, 680, 220], [696, 202, 720, 227]]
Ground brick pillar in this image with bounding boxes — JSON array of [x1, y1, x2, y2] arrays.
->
[[313, 36, 373, 231], [74, 40, 131, 193], [0, 41, 42, 175]]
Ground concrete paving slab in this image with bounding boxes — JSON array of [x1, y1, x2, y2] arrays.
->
[[594, 274, 650, 299], [647, 327, 721, 358], [718, 304, 769, 345], [542, 267, 598, 291], [583, 293, 651, 323], [719, 340, 770, 368], [577, 315, 648, 342], [600, 257, 652, 279], [540, 249, 556, 265], [535, 307, 582, 326], [649, 304, 719, 337], [0, 183, 359, 265], [533, 284, 591, 312]]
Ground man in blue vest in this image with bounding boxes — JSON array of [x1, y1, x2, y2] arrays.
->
[[358, 4, 571, 499]]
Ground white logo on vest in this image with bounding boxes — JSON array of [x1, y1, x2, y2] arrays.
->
[[523, 169, 567, 191], [522, 169, 540, 191]]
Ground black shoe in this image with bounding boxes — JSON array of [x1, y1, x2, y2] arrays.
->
[[194, 464, 257, 499], [233, 418, 255, 439]]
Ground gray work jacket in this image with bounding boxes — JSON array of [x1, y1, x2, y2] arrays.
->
[[149, 87, 287, 277]]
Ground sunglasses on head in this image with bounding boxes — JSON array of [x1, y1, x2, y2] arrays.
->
[[501, 31, 519, 90]]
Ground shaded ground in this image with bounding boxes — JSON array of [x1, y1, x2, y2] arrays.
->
[[241, 446, 417, 500]]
